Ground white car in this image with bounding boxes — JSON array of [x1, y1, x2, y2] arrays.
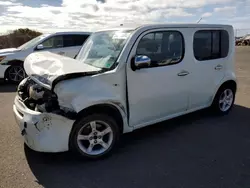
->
[[0, 31, 91, 83], [13, 24, 237, 159]]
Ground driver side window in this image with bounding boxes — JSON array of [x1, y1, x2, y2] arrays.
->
[[40, 35, 63, 49], [136, 31, 184, 67]]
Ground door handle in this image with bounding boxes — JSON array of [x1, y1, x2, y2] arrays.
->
[[215, 65, 223, 70], [177, 70, 189, 76]]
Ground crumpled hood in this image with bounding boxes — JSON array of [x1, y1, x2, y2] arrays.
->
[[24, 51, 101, 89], [0, 48, 20, 56]]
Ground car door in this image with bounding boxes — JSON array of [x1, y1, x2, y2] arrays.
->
[[63, 34, 90, 58], [188, 29, 229, 110], [38, 35, 66, 56], [126, 29, 190, 128]]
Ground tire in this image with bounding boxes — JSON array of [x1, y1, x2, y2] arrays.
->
[[6, 65, 26, 84], [211, 85, 236, 115], [69, 114, 120, 159]]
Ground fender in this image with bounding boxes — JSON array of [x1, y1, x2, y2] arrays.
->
[[71, 99, 132, 134], [51, 70, 105, 91]]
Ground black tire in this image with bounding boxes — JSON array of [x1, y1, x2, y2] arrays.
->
[[211, 85, 236, 115], [69, 114, 120, 159], [6, 65, 26, 84]]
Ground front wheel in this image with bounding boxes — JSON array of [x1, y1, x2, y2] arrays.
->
[[211, 85, 236, 115], [6, 65, 26, 84], [69, 114, 120, 159]]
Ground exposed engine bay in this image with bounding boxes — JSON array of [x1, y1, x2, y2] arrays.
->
[[17, 77, 76, 119]]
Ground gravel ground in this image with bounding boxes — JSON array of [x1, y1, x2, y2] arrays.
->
[[0, 47, 250, 188]]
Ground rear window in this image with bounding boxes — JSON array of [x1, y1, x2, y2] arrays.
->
[[63, 34, 90, 47], [193, 30, 229, 61]]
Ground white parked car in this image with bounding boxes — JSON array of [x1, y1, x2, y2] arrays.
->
[[13, 24, 237, 159], [0, 31, 91, 83]]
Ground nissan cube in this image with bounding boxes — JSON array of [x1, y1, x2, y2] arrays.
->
[[13, 24, 237, 159]]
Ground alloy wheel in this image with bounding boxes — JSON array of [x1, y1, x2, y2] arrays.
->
[[77, 120, 114, 156], [219, 89, 234, 112], [8, 66, 26, 83]]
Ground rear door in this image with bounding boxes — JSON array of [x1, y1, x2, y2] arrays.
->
[[63, 34, 90, 58], [188, 29, 229, 109]]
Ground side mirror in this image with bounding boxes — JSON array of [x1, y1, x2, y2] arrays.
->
[[131, 55, 151, 71], [36, 44, 44, 50]]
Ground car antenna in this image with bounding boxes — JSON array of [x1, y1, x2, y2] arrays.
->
[[197, 17, 202, 23]]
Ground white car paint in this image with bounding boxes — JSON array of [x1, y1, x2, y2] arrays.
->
[[0, 31, 91, 79], [13, 24, 236, 152], [24, 51, 101, 89]]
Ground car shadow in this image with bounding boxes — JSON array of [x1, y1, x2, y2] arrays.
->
[[25, 105, 250, 188], [0, 80, 17, 92]]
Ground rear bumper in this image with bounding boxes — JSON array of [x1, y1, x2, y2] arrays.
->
[[13, 96, 74, 152]]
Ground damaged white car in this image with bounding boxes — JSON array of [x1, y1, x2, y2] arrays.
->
[[13, 24, 237, 159]]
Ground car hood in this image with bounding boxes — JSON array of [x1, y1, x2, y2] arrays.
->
[[24, 51, 101, 90], [0, 48, 20, 56]]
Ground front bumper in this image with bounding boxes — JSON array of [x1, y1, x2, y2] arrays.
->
[[13, 96, 74, 152]]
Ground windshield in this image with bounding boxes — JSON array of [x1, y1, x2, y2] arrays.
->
[[17, 34, 48, 50], [76, 30, 133, 69]]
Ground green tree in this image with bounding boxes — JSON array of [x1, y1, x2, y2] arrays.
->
[[0, 28, 42, 49]]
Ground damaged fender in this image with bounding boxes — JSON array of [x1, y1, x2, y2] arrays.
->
[[71, 95, 131, 133], [54, 77, 132, 133], [72, 99, 131, 133]]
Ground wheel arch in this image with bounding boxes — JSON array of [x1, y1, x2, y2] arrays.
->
[[218, 80, 237, 92], [73, 103, 130, 135], [212, 79, 237, 103]]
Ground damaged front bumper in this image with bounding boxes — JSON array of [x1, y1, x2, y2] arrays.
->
[[13, 96, 74, 152]]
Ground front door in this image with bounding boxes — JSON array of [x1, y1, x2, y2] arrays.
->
[[37, 34, 90, 58], [38, 35, 67, 56], [126, 29, 190, 128]]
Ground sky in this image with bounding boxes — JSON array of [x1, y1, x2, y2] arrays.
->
[[0, 0, 250, 36]]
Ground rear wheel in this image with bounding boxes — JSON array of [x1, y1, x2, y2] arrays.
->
[[6, 65, 26, 84], [211, 85, 235, 115], [69, 114, 120, 159]]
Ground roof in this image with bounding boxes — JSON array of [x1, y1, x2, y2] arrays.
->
[[139, 23, 232, 28], [96, 23, 233, 32], [45, 31, 92, 35]]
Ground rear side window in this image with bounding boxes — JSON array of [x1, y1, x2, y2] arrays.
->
[[63, 34, 90, 47], [193, 30, 229, 61], [136, 31, 184, 67]]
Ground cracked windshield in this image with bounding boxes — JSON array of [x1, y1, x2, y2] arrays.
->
[[77, 30, 132, 69]]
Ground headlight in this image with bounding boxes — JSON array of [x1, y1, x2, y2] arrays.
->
[[0, 56, 6, 62]]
